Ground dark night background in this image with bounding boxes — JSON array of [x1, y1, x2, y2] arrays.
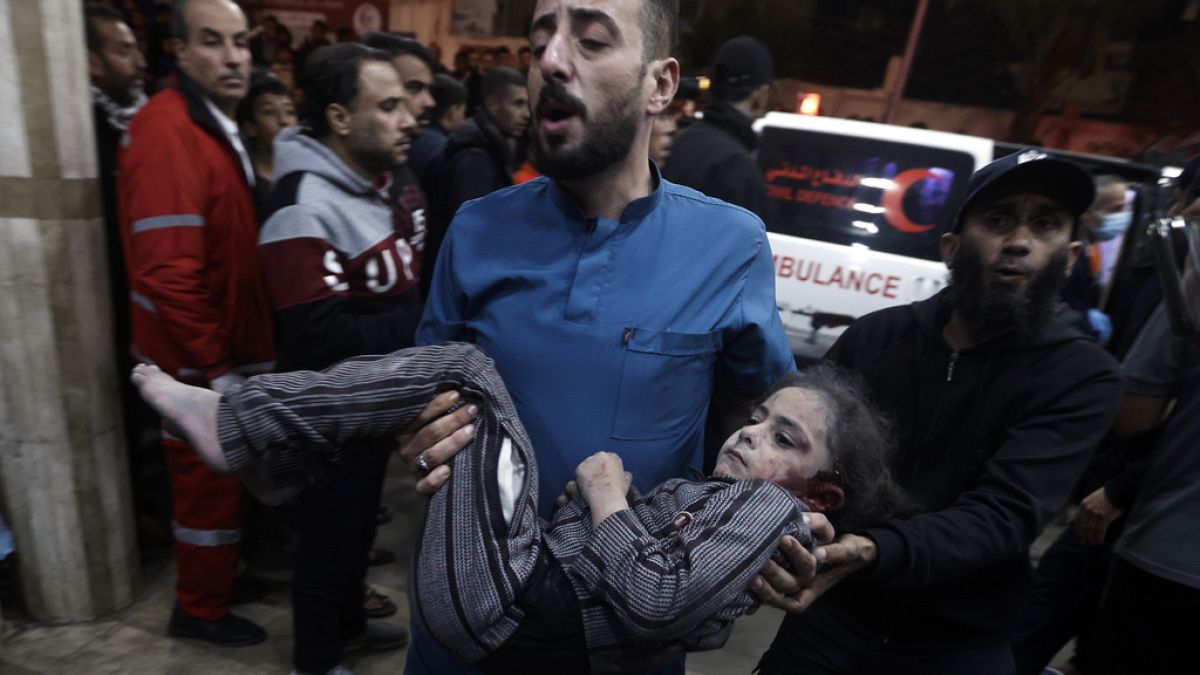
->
[[674, 0, 1200, 142]]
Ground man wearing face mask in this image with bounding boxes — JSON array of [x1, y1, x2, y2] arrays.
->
[[662, 36, 773, 217], [1084, 176, 1134, 272], [1062, 175, 1132, 341]]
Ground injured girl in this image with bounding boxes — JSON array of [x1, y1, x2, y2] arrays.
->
[[132, 342, 908, 674]]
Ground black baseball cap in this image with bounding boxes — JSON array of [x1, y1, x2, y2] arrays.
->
[[710, 36, 774, 91], [1178, 153, 1200, 204], [952, 148, 1095, 233]]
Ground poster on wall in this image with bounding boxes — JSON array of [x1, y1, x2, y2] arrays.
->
[[452, 0, 498, 36], [243, 1, 390, 46]]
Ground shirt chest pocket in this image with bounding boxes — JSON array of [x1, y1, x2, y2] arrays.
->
[[612, 328, 721, 441]]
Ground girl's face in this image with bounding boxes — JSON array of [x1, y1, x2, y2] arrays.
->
[[713, 387, 841, 509]]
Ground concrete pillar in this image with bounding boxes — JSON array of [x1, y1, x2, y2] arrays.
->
[[0, 0, 138, 622]]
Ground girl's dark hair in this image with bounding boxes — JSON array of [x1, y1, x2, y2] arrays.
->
[[762, 363, 913, 533]]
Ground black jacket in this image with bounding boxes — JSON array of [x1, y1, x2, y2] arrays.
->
[[822, 289, 1122, 645], [662, 102, 765, 217], [93, 101, 127, 350], [422, 109, 515, 297], [441, 109, 514, 213]]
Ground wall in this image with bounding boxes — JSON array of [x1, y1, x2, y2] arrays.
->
[[389, 0, 527, 67], [0, 0, 139, 623]]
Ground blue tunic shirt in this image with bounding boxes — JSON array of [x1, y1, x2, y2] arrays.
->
[[417, 166, 795, 517]]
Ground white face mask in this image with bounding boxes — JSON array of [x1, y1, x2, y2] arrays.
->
[[1096, 210, 1132, 241]]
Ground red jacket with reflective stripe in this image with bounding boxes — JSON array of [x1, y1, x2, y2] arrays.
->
[[118, 78, 274, 381]]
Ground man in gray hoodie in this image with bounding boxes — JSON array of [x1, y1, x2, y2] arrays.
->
[[257, 43, 420, 675]]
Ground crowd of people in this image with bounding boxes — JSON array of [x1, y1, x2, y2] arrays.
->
[[81, 1, 1199, 675]]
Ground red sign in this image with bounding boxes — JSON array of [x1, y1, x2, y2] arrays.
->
[[880, 168, 941, 234], [774, 255, 902, 299]]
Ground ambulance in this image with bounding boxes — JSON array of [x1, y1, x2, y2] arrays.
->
[[754, 113, 996, 360], [753, 112, 1176, 361]]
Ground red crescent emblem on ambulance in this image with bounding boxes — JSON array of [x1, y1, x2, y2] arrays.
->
[[882, 168, 941, 234]]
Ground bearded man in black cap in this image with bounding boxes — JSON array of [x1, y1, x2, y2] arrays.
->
[[755, 150, 1125, 675], [663, 36, 773, 216]]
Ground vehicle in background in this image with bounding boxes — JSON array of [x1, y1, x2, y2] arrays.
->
[[754, 112, 992, 360], [754, 113, 1174, 361]]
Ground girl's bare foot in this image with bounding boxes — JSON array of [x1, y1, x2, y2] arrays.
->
[[131, 364, 228, 472]]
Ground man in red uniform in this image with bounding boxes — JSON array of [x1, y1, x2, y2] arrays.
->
[[119, 0, 273, 646]]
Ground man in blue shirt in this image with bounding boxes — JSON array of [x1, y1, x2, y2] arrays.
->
[[399, 1, 797, 672], [419, 161, 790, 516]]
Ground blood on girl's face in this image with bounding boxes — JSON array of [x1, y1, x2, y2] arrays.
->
[[712, 388, 834, 492]]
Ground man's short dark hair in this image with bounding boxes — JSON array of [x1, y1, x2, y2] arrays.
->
[[430, 73, 467, 124], [494, 45, 511, 56], [300, 43, 394, 138], [235, 75, 291, 127], [84, 3, 125, 53], [482, 66, 525, 101], [362, 32, 434, 70], [641, 0, 678, 61]]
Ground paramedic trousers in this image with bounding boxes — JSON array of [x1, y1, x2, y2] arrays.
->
[[163, 430, 244, 620]]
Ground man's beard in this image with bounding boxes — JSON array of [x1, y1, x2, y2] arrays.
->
[[110, 85, 142, 108], [532, 78, 642, 180], [348, 124, 401, 175], [948, 242, 1070, 340]]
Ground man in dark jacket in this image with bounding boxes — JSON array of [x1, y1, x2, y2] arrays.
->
[[757, 150, 1125, 674], [85, 2, 155, 535], [408, 73, 467, 183], [663, 36, 773, 217], [422, 66, 529, 291], [440, 66, 529, 213], [87, 3, 147, 273]]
